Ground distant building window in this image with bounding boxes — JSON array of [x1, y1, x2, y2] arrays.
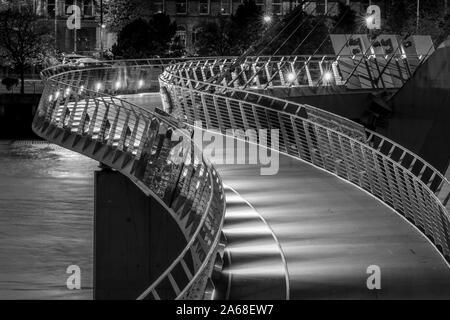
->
[[176, 25, 187, 47], [176, 0, 187, 14], [255, 0, 265, 11], [272, 0, 282, 15], [199, 0, 209, 15], [154, 1, 164, 13], [83, 0, 94, 17], [303, 1, 316, 15], [282, 0, 302, 14], [47, 0, 56, 18], [220, 0, 231, 15]]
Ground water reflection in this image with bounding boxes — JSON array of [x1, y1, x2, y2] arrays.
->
[[0, 141, 97, 299]]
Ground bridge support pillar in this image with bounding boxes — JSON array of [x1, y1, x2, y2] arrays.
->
[[94, 167, 184, 300]]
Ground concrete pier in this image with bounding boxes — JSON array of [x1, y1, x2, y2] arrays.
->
[[94, 168, 185, 300]]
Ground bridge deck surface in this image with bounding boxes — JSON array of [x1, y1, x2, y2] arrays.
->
[[217, 146, 450, 299], [133, 94, 450, 300]]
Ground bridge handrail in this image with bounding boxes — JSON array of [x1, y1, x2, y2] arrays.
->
[[160, 59, 450, 202], [160, 59, 450, 262], [33, 63, 227, 300], [44, 57, 449, 210], [162, 53, 429, 90]]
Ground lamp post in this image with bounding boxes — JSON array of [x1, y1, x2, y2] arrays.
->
[[100, 0, 104, 57], [416, 0, 420, 33]]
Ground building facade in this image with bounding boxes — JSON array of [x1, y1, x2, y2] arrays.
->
[[0, 0, 100, 54], [153, 1, 388, 54], [0, 0, 389, 55]]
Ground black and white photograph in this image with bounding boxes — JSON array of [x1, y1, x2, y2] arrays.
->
[[0, 0, 450, 308]]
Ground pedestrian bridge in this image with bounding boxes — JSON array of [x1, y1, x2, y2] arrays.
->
[[32, 53, 450, 299]]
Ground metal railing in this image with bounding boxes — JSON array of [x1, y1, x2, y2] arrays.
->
[[159, 59, 450, 262], [163, 54, 429, 91], [41, 52, 428, 94], [31, 51, 450, 301], [32, 62, 226, 300]]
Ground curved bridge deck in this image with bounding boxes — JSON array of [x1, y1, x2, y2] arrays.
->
[[134, 95, 450, 299], [33, 55, 450, 300], [218, 147, 450, 299]]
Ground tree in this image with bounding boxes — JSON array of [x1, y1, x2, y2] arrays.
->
[[104, 0, 152, 33], [384, 0, 447, 43], [194, 1, 264, 56], [438, 13, 450, 44], [384, 0, 415, 35], [0, 5, 54, 94], [333, 2, 357, 34], [111, 13, 177, 58], [228, 0, 264, 55], [194, 19, 232, 56]]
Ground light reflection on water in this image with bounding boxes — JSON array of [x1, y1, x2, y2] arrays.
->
[[0, 141, 97, 299]]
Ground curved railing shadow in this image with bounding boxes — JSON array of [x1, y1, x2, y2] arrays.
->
[[160, 59, 450, 263], [32, 63, 226, 300]]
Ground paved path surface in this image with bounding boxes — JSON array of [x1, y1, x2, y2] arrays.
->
[[222, 186, 288, 300], [131, 94, 450, 299], [216, 141, 450, 299]]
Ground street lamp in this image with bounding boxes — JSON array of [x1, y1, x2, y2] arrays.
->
[[286, 72, 296, 83], [263, 15, 272, 24], [365, 15, 374, 26], [323, 71, 333, 83]]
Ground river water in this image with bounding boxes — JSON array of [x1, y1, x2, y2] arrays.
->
[[0, 140, 97, 299]]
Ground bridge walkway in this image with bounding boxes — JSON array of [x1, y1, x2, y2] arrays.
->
[[131, 94, 450, 299], [217, 140, 450, 299]]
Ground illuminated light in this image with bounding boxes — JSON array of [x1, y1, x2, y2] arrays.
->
[[323, 71, 333, 83], [225, 209, 258, 219], [115, 81, 121, 90], [365, 15, 374, 26], [138, 79, 145, 88], [101, 24, 106, 29], [222, 264, 285, 276], [65, 87, 71, 96], [225, 243, 279, 254], [385, 54, 389, 59], [286, 72, 296, 83], [79, 85, 85, 93], [222, 225, 271, 235], [95, 82, 102, 91], [196, 181, 200, 189], [263, 15, 272, 23], [419, 55, 423, 60], [48, 94, 53, 102], [55, 91, 60, 99]]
